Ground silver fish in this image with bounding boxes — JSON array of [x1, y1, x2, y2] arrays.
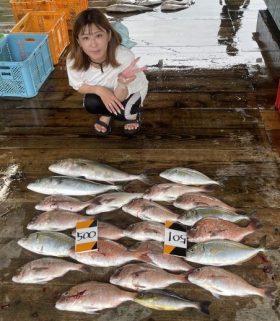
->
[[160, 168, 220, 185], [131, 241, 193, 272], [35, 195, 93, 212], [185, 240, 265, 266], [12, 257, 89, 284], [124, 221, 165, 242], [119, 0, 162, 6], [69, 239, 148, 267], [110, 263, 188, 290], [18, 231, 74, 257], [143, 183, 207, 202], [49, 158, 149, 184], [55, 281, 136, 314], [161, 2, 188, 10], [27, 176, 120, 196], [71, 221, 125, 240], [188, 266, 274, 299], [135, 290, 210, 314], [122, 199, 179, 223], [180, 207, 250, 226], [86, 192, 143, 215], [27, 210, 89, 231], [106, 4, 154, 12], [174, 193, 237, 212]]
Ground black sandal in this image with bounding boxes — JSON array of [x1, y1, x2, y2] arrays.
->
[[94, 119, 111, 136], [124, 114, 141, 136]]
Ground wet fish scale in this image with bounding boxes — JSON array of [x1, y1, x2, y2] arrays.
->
[[187, 217, 259, 242], [12, 257, 88, 284], [28, 176, 120, 196], [49, 158, 149, 183], [160, 167, 219, 185], [27, 210, 88, 231], [181, 207, 250, 226], [185, 239, 264, 266], [174, 193, 237, 212], [122, 199, 179, 223], [86, 192, 143, 215], [110, 263, 187, 290], [55, 281, 136, 314], [18, 231, 74, 257], [35, 195, 92, 212], [70, 239, 148, 267], [143, 183, 207, 202], [188, 266, 273, 298]]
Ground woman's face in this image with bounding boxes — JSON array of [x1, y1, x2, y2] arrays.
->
[[77, 23, 111, 63]]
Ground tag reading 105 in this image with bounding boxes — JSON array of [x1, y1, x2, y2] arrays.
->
[[75, 219, 98, 253], [164, 220, 187, 257]]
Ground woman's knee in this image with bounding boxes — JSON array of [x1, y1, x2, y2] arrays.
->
[[83, 94, 105, 114]]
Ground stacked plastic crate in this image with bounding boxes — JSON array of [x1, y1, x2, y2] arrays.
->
[[0, 0, 88, 98]]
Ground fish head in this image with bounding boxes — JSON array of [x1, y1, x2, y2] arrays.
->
[[122, 199, 142, 216], [185, 243, 205, 261], [187, 267, 207, 283], [85, 204, 98, 215], [17, 237, 29, 249], [48, 159, 70, 175], [12, 266, 26, 283], [179, 209, 200, 226], [109, 267, 125, 285], [55, 288, 88, 312], [26, 216, 41, 230], [134, 291, 157, 306]]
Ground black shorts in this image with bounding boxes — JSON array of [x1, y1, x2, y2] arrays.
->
[[83, 92, 141, 121]]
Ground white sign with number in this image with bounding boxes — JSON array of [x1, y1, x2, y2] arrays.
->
[[164, 228, 187, 248], [76, 227, 98, 245]]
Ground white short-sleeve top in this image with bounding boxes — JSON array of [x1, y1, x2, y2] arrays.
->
[[66, 45, 148, 104]]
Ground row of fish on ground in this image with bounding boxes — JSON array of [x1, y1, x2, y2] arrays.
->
[[105, 0, 195, 13], [13, 158, 274, 315]]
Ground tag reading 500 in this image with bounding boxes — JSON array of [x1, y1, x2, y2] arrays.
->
[[75, 219, 98, 253]]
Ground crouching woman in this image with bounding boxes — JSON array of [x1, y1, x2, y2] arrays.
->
[[66, 8, 148, 136]]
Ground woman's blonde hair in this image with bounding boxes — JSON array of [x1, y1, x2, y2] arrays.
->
[[69, 8, 122, 71]]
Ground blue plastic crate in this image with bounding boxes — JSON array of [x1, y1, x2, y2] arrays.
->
[[0, 33, 54, 98]]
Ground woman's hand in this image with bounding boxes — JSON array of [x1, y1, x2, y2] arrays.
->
[[97, 86, 124, 115], [118, 57, 147, 85]]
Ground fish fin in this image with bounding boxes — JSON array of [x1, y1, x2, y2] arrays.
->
[[199, 301, 211, 315], [262, 287, 276, 300], [138, 174, 152, 185]]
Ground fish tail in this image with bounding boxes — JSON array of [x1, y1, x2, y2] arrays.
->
[[76, 264, 91, 273], [198, 301, 211, 315], [248, 218, 262, 231], [258, 235, 267, 250], [138, 174, 152, 185], [115, 184, 123, 191], [261, 287, 276, 300], [135, 251, 151, 263]]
